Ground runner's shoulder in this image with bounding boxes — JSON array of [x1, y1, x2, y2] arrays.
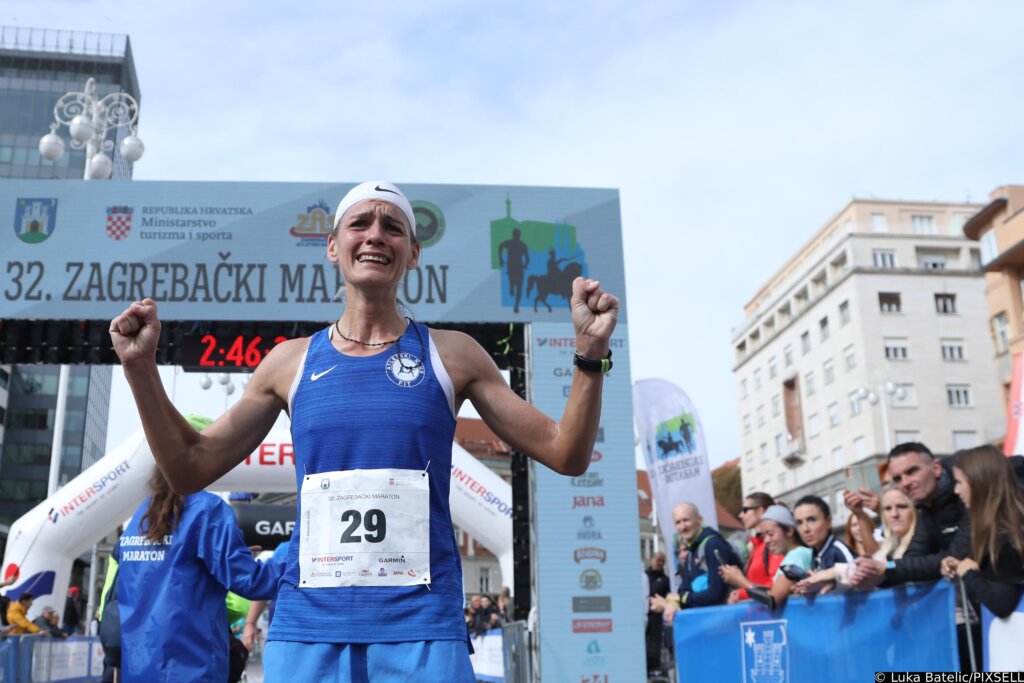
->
[[253, 336, 312, 392]]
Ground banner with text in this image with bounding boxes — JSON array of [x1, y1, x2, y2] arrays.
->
[[1, 181, 625, 324], [676, 581, 958, 682], [633, 378, 716, 555]]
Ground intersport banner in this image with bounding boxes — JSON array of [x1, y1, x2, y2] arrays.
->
[[633, 378, 716, 554]]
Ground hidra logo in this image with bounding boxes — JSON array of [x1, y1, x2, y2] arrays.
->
[[14, 198, 57, 244], [290, 200, 334, 246], [577, 516, 602, 541], [106, 206, 133, 241], [740, 619, 789, 683], [490, 198, 589, 314]]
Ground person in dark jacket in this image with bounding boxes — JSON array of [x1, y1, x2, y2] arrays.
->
[[943, 446, 1024, 618], [666, 503, 737, 610], [644, 552, 671, 676], [62, 586, 81, 636], [853, 442, 970, 586]]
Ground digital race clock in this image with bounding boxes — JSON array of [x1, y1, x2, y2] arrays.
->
[[181, 331, 289, 371]]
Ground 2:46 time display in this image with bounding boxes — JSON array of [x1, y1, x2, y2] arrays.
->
[[182, 333, 288, 371]]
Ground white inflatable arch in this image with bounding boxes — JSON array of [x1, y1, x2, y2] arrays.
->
[[1, 429, 512, 617]]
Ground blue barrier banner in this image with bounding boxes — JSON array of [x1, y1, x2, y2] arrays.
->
[[982, 590, 1024, 672], [0, 635, 103, 683], [676, 581, 958, 682]]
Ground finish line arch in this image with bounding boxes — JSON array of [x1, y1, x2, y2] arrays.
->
[[0, 179, 639, 682]]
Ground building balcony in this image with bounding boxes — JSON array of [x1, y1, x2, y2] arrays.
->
[[782, 436, 806, 466]]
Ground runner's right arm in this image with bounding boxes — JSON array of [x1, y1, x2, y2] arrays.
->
[[110, 298, 295, 493]]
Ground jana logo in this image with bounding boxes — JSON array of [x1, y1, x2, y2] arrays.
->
[[651, 413, 699, 461], [490, 196, 589, 314], [106, 206, 133, 241], [740, 619, 789, 683], [14, 198, 58, 244]]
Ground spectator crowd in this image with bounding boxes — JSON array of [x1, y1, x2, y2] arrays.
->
[[643, 442, 1024, 678]]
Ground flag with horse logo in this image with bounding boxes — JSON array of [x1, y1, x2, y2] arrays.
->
[[633, 379, 717, 556]]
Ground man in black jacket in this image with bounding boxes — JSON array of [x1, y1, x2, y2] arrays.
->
[[644, 552, 670, 676], [854, 442, 969, 586]]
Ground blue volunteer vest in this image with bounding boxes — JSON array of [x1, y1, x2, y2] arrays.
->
[[269, 323, 466, 644]]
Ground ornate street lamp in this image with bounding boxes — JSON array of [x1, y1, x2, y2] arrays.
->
[[38, 77, 143, 180]]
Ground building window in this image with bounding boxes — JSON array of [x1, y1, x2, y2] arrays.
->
[[812, 455, 824, 478], [884, 337, 909, 360], [849, 390, 863, 416], [980, 230, 998, 264], [911, 215, 935, 235], [760, 443, 769, 463], [920, 254, 947, 271], [946, 385, 972, 407], [819, 316, 830, 341], [823, 360, 835, 384], [775, 433, 784, 456], [934, 294, 957, 315], [745, 451, 754, 470], [804, 372, 816, 396], [740, 378, 749, 397], [480, 567, 491, 594], [753, 368, 762, 389], [743, 414, 751, 435], [808, 413, 820, 437], [894, 430, 920, 445], [872, 250, 896, 268], [953, 431, 979, 450], [844, 345, 856, 369], [801, 331, 811, 354], [768, 356, 778, 379], [757, 405, 766, 427], [783, 344, 794, 366], [993, 313, 1010, 354], [832, 446, 844, 469], [879, 292, 902, 313], [771, 395, 781, 417], [839, 300, 850, 325], [828, 402, 841, 427], [853, 437, 866, 460], [871, 213, 887, 233], [941, 339, 965, 361], [777, 472, 787, 493]]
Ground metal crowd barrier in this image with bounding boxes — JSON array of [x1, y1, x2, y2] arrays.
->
[[0, 635, 104, 683], [501, 620, 535, 683]]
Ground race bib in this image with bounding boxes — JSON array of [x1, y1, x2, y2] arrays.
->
[[298, 468, 431, 588]]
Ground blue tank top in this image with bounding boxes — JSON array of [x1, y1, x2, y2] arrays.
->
[[269, 322, 465, 644]]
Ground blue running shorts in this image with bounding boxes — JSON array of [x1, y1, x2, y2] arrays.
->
[[262, 639, 475, 683]]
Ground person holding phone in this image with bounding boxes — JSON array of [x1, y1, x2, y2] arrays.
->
[[727, 492, 784, 604], [720, 505, 810, 609], [790, 496, 855, 595]]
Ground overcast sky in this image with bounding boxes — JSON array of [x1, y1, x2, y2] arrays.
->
[[7, 0, 1023, 467]]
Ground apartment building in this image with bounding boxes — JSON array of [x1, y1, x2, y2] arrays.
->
[[732, 199, 1001, 518], [962, 184, 1024, 448]]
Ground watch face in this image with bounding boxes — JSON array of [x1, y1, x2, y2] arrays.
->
[[385, 352, 425, 387]]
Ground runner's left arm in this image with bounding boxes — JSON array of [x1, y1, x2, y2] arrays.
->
[[448, 277, 618, 476]]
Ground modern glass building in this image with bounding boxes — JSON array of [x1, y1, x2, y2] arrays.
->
[[0, 26, 139, 534], [0, 26, 140, 179]]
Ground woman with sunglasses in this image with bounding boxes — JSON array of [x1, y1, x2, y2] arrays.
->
[[723, 492, 784, 604], [942, 446, 1024, 618]]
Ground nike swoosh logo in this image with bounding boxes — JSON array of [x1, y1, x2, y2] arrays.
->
[[375, 185, 399, 195], [310, 366, 336, 381]]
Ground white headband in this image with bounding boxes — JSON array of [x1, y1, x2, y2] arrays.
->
[[333, 181, 416, 235]]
